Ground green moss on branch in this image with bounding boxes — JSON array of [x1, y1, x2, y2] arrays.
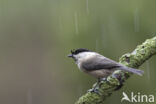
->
[[75, 36, 156, 104]]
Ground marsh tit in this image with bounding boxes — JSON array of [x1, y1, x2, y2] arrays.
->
[[68, 48, 144, 79]]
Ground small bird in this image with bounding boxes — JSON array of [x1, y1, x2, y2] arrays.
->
[[68, 48, 144, 91]]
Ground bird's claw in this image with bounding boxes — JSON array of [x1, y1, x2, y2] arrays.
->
[[88, 88, 100, 95], [112, 73, 124, 90], [100, 78, 107, 82]]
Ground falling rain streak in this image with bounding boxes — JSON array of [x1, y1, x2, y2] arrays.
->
[[58, 16, 63, 33], [86, 0, 89, 14], [96, 39, 99, 52], [27, 88, 32, 104], [77, 85, 83, 96], [101, 24, 107, 49], [134, 8, 140, 32], [146, 60, 150, 80], [74, 12, 79, 34]]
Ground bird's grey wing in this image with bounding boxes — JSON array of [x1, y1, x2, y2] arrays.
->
[[81, 55, 120, 71]]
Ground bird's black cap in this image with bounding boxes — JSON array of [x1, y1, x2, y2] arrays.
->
[[70, 48, 91, 55], [68, 48, 91, 58]]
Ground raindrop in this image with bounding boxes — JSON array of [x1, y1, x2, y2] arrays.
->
[[58, 16, 63, 32], [132, 50, 137, 55], [74, 12, 79, 35], [145, 60, 150, 80], [147, 32, 156, 37], [27, 88, 32, 104], [96, 39, 99, 52], [77, 85, 83, 96], [86, 0, 89, 14], [134, 8, 140, 32], [101, 24, 108, 49]]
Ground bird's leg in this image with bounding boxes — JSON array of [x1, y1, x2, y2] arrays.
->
[[88, 78, 108, 94], [99, 77, 107, 81], [88, 78, 101, 94], [97, 77, 108, 88], [112, 73, 124, 90]]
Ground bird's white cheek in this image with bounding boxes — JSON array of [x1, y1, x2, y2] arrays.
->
[[77, 63, 82, 70], [77, 62, 84, 72]]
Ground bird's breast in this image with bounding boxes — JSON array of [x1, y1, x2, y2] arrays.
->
[[87, 69, 114, 78], [77, 62, 86, 72]]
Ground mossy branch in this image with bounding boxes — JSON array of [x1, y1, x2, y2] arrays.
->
[[75, 36, 156, 104]]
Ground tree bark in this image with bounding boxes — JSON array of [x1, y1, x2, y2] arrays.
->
[[75, 36, 156, 104]]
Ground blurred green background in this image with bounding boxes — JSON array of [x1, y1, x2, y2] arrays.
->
[[0, 0, 156, 104]]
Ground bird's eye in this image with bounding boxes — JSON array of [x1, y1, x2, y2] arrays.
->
[[71, 49, 76, 54], [71, 50, 74, 54]]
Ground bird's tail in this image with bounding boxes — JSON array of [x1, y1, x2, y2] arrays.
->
[[119, 66, 144, 76]]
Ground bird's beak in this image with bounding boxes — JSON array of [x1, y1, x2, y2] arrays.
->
[[67, 54, 73, 58]]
